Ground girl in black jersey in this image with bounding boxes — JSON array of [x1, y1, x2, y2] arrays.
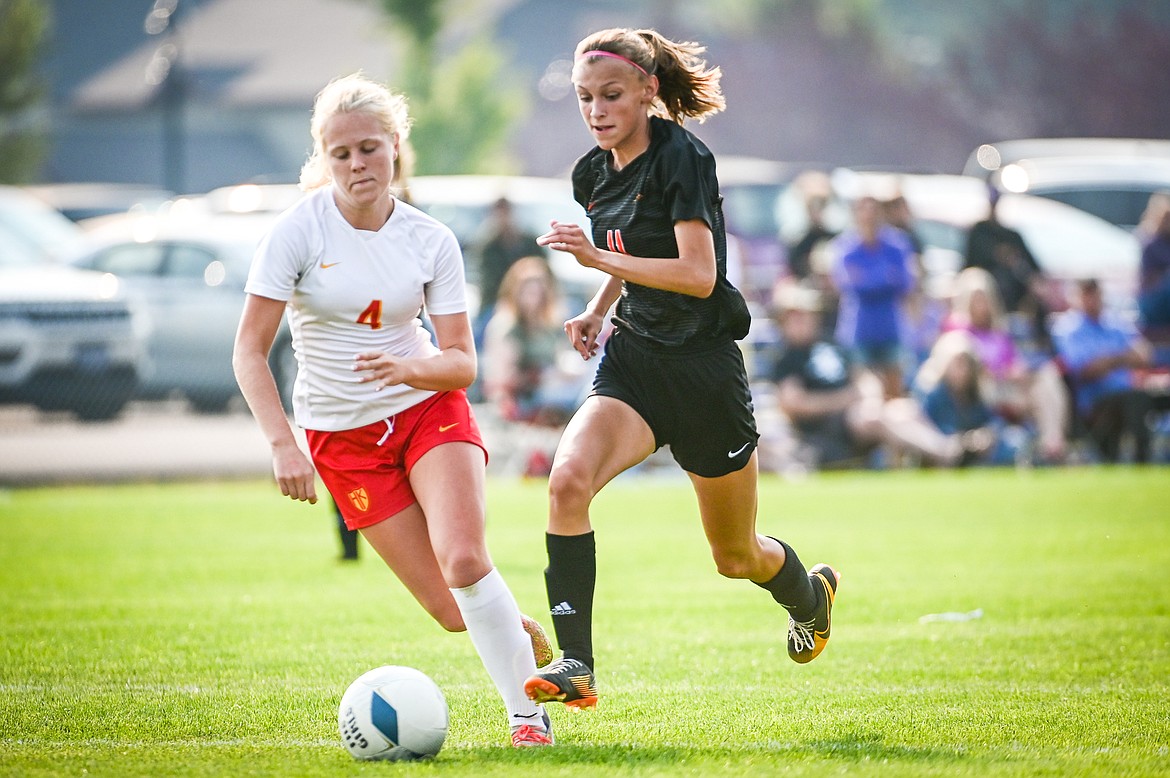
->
[[524, 28, 840, 712]]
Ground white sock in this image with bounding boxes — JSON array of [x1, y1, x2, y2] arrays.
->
[[450, 568, 545, 731]]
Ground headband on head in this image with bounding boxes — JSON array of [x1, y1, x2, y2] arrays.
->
[[578, 49, 650, 77]]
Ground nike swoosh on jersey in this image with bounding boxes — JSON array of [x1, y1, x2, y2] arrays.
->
[[319, 261, 342, 269], [439, 423, 460, 432], [727, 442, 751, 458]]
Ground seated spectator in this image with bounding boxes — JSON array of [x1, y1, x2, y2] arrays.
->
[[944, 267, 1069, 463], [1052, 279, 1155, 463], [769, 284, 972, 469], [481, 257, 586, 428], [829, 195, 917, 398], [913, 331, 1005, 466]]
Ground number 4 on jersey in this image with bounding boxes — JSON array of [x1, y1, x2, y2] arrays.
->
[[357, 300, 383, 330]]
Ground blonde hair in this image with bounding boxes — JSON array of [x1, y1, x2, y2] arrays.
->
[[298, 72, 412, 192], [951, 266, 1007, 331], [575, 28, 725, 124]]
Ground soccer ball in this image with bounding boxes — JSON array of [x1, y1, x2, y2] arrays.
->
[[338, 665, 449, 761]]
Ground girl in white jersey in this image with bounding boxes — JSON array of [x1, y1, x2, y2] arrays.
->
[[232, 73, 554, 748]]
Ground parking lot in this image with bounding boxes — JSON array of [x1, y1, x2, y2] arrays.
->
[[0, 400, 281, 486]]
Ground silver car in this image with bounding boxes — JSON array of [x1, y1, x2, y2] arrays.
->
[[0, 187, 141, 420], [67, 203, 294, 412]]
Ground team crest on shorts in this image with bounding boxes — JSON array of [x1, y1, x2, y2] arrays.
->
[[347, 487, 370, 512]]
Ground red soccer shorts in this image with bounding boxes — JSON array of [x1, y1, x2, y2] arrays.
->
[[306, 389, 487, 530]]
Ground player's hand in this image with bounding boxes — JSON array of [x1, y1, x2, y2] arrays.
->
[[354, 351, 412, 391], [538, 220, 597, 267], [564, 311, 603, 360], [272, 440, 318, 504]]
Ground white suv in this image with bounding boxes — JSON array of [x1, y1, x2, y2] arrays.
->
[[963, 137, 1170, 231], [0, 187, 141, 420]]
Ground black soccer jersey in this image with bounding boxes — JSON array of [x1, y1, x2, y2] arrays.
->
[[571, 116, 748, 349]]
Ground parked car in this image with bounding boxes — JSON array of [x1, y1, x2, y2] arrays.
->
[[0, 187, 141, 420], [67, 200, 295, 413], [23, 182, 175, 224], [715, 156, 804, 307], [962, 138, 1170, 231], [405, 174, 605, 315], [0, 185, 91, 261], [189, 177, 605, 316], [828, 170, 1142, 312]]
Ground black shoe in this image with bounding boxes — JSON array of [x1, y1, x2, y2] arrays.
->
[[524, 657, 598, 710]]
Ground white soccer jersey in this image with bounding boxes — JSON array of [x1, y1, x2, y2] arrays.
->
[[246, 186, 468, 431]]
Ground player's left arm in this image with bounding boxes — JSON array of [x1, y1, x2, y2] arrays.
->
[[538, 218, 716, 298], [353, 312, 477, 392]]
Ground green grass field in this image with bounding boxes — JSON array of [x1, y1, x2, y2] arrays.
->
[[2, 467, 1169, 777]]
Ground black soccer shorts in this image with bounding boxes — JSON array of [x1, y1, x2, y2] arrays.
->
[[591, 329, 759, 478]]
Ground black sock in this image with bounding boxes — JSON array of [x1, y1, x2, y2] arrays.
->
[[544, 532, 596, 671], [335, 503, 358, 560], [755, 538, 819, 621]]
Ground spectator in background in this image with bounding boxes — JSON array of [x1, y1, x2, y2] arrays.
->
[[880, 188, 945, 370], [1052, 279, 1154, 463], [880, 191, 925, 259], [944, 267, 1068, 463], [333, 499, 360, 561], [963, 185, 1052, 351], [830, 195, 916, 398], [913, 330, 1002, 466], [1136, 191, 1170, 338], [482, 257, 588, 428], [472, 197, 543, 341], [786, 171, 840, 336], [770, 284, 973, 469]]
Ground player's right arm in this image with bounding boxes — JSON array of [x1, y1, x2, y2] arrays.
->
[[564, 274, 622, 360], [233, 293, 317, 504]]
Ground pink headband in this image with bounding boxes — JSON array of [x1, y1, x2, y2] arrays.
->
[[578, 50, 650, 77]]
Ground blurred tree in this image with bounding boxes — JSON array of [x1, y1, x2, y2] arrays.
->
[[947, 0, 1170, 139], [685, 0, 976, 170], [376, 0, 442, 98], [0, 0, 49, 183], [672, 0, 882, 39], [409, 37, 526, 175], [376, 0, 527, 174]]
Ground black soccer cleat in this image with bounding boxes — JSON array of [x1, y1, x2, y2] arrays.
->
[[524, 657, 598, 710]]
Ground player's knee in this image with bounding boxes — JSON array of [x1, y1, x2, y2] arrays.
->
[[437, 550, 492, 591], [547, 461, 594, 517]]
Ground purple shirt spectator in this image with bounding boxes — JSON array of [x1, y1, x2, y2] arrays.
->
[[832, 225, 915, 348]]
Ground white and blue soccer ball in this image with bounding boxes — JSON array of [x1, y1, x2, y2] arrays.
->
[[338, 665, 449, 761]]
